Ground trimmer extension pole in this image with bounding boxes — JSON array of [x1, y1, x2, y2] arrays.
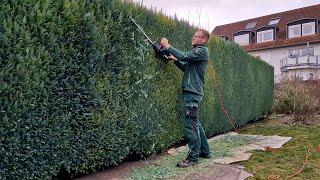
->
[[129, 16, 154, 45], [129, 15, 171, 59]]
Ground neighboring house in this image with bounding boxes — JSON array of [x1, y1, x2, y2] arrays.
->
[[212, 4, 320, 82]]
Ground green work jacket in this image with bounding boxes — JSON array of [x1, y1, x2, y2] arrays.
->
[[167, 45, 209, 96]]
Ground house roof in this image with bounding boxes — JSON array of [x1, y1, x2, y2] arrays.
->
[[212, 4, 320, 52]]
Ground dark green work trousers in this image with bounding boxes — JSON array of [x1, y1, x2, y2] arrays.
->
[[183, 91, 210, 162]]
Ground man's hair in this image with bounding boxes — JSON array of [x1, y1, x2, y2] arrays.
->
[[197, 29, 211, 43]]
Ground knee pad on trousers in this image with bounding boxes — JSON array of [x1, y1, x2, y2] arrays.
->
[[186, 106, 198, 119]]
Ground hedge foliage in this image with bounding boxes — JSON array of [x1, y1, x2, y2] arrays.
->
[[201, 39, 274, 134], [0, 0, 274, 179]]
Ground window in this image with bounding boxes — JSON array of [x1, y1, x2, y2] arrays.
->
[[288, 24, 301, 38], [234, 34, 249, 45], [288, 47, 314, 57], [245, 22, 257, 30], [308, 47, 314, 55], [302, 22, 315, 35], [268, 18, 280, 26], [288, 20, 317, 38], [300, 48, 308, 56], [289, 49, 300, 57], [257, 29, 274, 43]]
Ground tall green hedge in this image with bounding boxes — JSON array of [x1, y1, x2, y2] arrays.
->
[[200, 39, 274, 134], [0, 0, 273, 179]]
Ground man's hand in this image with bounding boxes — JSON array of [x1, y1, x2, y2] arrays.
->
[[160, 38, 175, 61], [164, 54, 177, 61], [160, 38, 170, 49]]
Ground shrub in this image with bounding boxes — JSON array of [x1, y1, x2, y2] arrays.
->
[[272, 77, 320, 121]]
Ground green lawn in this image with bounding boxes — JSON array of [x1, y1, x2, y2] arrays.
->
[[238, 117, 320, 180]]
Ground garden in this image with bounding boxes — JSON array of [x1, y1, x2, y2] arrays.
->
[[2, 1, 317, 180]]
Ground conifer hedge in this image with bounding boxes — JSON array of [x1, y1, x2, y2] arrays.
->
[[0, 0, 273, 179]]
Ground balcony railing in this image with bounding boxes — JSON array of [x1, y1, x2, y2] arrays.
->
[[280, 55, 320, 71]]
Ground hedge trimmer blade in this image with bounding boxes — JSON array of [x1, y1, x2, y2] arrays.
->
[[129, 16, 154, 45]]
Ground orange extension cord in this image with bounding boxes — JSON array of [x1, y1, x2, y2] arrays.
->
[[209, 62, 314, 179], [285, 145, 312, 179], [268, 145, 312, 180]]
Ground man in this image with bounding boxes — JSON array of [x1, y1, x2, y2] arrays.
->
[[160, 29, 211, 168]]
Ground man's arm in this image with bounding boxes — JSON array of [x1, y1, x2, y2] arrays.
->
[[167, 46, 206, 63], [164, 54, 187, 72], [173, 60, 187, 72], [160, 38, 206, 63]]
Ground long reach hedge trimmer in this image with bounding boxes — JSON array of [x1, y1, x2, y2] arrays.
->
[[129, 16, 171, 59]]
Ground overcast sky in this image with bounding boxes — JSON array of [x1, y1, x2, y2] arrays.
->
[[133, 0, 320, 32]]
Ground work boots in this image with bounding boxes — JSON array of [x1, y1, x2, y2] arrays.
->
[[199, 152, 211, 159], [177, 159, 197, 168]]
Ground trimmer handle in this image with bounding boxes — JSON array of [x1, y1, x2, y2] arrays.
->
[[152, 42, 171, 59]]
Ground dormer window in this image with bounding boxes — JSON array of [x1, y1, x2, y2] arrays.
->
[[234, 34, 250, 45], [255, 26, 277, 43], [233, 30, 253, 45], [257, 29, 274, 43], [268, 18, 281, 26], [245, 22, 257, 30], [287, 18, 317, 38], [302, 22, 316, 35], [288, 24, 301, 38]]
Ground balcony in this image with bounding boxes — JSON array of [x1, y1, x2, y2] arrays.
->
[[280, 55, 320, 72]]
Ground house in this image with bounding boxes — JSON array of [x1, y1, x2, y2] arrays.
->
[[212, 4, 320, 82]]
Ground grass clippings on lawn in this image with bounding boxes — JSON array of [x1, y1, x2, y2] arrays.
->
[[128, 135, 258, 180]]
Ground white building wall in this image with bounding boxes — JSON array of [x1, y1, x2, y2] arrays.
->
[[248, 42, 320, 82]]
